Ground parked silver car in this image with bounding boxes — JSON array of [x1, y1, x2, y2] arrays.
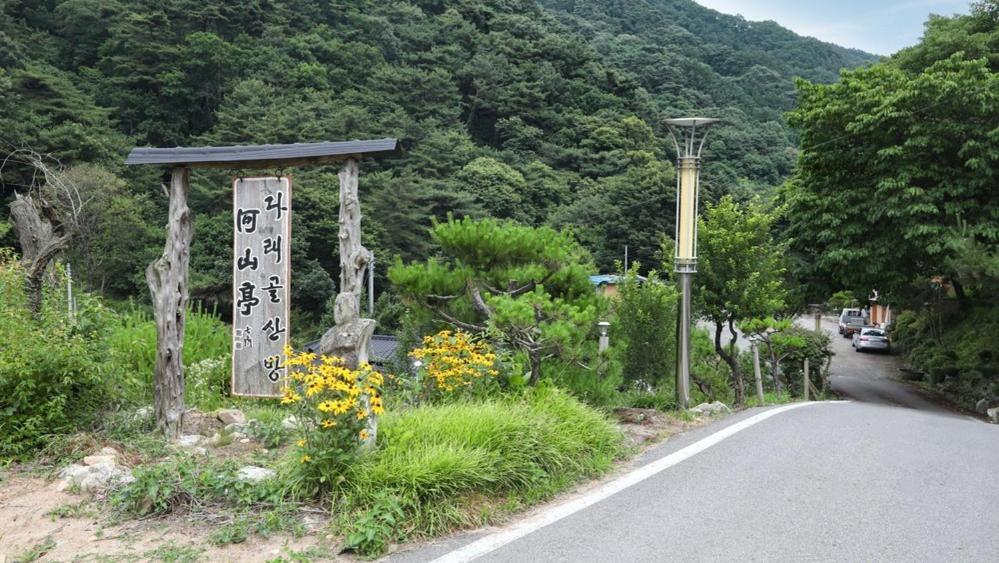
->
[[853, 327, 890, 353]]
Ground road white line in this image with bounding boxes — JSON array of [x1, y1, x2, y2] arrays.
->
[[431, 400, 846, 563]]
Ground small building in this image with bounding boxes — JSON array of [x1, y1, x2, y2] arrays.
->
[[589, 274, 645, 297], [868, 289, 892, 328]]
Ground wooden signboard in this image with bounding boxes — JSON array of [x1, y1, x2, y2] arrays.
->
[[231, 177, 291, 397]]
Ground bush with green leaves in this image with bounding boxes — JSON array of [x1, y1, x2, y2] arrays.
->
[[893, 307, 998, 409], [0, 253, 113, 459], [613, 266, 677, 388]]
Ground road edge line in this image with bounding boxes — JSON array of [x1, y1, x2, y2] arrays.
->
[[431, 400, 844, 563]]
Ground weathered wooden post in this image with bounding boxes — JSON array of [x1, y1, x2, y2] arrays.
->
[[146, 167, 192, 438], [803, 357, 810, 401], [319, 158, 377, 445], [752, 342, 764, 404]]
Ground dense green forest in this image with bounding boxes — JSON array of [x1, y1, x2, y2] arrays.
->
[[0, 0, 876, 333]]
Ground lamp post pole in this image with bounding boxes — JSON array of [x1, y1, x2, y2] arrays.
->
[[665, 117, 719, 410]]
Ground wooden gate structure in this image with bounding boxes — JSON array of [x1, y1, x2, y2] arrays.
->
[[125, 139, 398, 437]]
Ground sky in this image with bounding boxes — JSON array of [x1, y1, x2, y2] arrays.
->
[[693, 0, 972, 55]]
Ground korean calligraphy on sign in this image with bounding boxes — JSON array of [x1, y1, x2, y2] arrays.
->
[[232, 177, 291, 397]]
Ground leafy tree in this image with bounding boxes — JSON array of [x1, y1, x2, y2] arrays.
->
[[454, 157, 526, 220], [781, 10, 998, 303], [695, 196, 786, 404], [389, 217, 597, 385]]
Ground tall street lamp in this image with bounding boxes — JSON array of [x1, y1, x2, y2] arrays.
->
[[665, 117, 719, 410]]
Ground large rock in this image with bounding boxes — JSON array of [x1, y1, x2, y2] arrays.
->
[[83, 455, 117, 467], [58, 462, 133, 494], [988, 407, 999, 424], [237, 466, 276, 483], [975, 398, 989, 413], [217, 409, 247, 426], [613, 407, 660, 425], [175, 434, 204, 448], [688, 401, 732, 415]]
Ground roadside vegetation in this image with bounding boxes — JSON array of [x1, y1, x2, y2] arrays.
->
[[2, 0, 994, 559], [781, 3, 998, 412]]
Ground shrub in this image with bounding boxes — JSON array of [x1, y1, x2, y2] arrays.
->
[[772, 326, 833, 395], [185, 356, 231, 411], [614, 267, 677, 387], [280, 347, 385, 497], [546, 354, 623, 408], [0, 253, 111, 459]]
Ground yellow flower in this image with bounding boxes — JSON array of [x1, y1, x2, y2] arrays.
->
[[321, 419, 337, 428], [300, 455, 311, 464], [356, 409, 367, 420], [359, 429, 370, 441], [372, 405, 385, 415], [296, 439, 306, 447]]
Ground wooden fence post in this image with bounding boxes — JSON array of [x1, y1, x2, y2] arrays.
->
[[803, 357, 810, 401], [146, 167, 192, 439], [752, 343, 765, 405]]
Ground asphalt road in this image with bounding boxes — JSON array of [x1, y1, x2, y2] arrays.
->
[[394, 319, 999, 562]]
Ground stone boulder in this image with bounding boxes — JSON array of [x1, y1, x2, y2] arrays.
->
[[688, 401, 732, 416], [988, 406, 999, 424], [613, 407, 661, 425], [237, 466, 276, 483], [58, 460, 133, 494], [217, 409, 247, 426], [176, 434, 204, 447]]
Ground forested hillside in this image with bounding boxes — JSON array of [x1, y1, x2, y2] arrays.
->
[[0, 0, 876, 332]]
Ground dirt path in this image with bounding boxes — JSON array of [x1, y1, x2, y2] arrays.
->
[[0, 475, 329, 562]]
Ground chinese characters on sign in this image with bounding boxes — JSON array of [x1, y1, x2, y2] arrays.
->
[[232, 177, 291, 397]]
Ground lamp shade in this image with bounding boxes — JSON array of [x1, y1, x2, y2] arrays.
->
[[675, 157, 698, 262]]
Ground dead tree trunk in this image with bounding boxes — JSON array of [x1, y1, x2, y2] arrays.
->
[[319, 158, 376, 369], [8, 193, 69, 314], [146, 167, 192, 439], [319, 158, 376, 446]]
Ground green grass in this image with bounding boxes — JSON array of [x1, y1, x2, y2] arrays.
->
[[105, 303, 232, 405], [743, 390, 796, 408], [144, 540, 204, 563], [334, 386, 623, 541], [12, 536, 56, 562]]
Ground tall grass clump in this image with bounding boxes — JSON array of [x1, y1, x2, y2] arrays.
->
[[337, 385, 621, 539], [105, 302, 231, 405]]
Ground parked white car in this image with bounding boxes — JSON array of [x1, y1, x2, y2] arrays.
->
[[853, 327, 890, 353]]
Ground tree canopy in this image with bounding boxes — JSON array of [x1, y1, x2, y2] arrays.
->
[[1, 0, 876, 328], [779, 5, 999, 303]]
